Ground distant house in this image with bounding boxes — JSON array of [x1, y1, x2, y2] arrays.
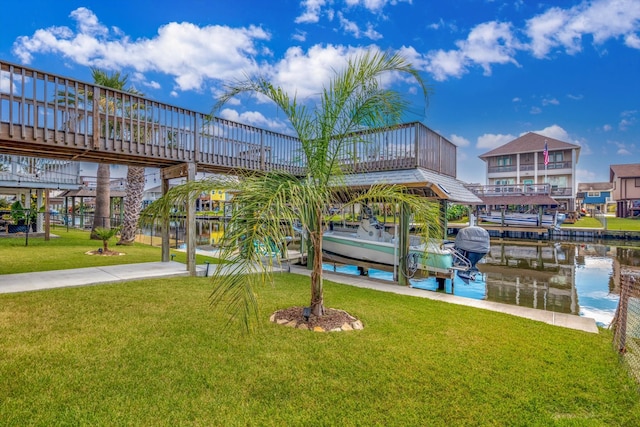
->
[[142, 185, 165, 209], [610, 163, 640, 218], [576, 182, 614, 213], [478, 132, 581, 211], [198, 189, 232, 213]]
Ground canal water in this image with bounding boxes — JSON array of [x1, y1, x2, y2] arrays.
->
[[323, 241, 640, 327], [148, 219, 640, 328]]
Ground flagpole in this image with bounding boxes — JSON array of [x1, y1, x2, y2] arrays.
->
[[544, 139, 548, 186]]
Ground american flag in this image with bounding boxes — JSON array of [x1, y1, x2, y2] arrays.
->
[[543, 141, 549, 166]]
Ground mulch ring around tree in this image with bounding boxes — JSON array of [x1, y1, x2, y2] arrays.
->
[[270, 306, 364, 332], [85, 250, 125, 256]]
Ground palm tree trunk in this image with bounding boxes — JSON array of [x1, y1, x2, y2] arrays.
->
[[117, 166, 145, 245], [91, 163, 110, 239], [309, 213, 325, 317]]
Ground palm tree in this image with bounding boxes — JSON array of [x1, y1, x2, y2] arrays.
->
[[142, 50, 441, 330], [88, 69, 145, 241], [93, 226, 121, 253], [117, 165, 145, 245]]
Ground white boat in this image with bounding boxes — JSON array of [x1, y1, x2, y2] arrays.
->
[[322, 218, 454, 275], [479, 211, 566, 229], [322, 211, 491, 277]]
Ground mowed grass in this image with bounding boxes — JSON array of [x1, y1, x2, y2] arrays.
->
[[0, 226, 218, 274], [607, 217, 640, 231], [1, 274, 640, 426], [561, 216, 602, 228], [561, 216, 640, 231]]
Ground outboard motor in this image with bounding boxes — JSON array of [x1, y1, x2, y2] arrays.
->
[[453, 226, 490, 282]]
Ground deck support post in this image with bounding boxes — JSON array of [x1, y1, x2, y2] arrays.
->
[[161, 176, 170, 263], [398, 202, 410, 287], [185, 162, 197, 276]]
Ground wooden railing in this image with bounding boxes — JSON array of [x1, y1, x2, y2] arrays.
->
[[0, 60, 457, 177]]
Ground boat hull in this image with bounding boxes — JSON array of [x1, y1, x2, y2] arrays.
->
[[479, 212, 565, 229], [322, 232, 453, 274]]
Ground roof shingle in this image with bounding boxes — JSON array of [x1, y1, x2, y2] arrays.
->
[[478, 132, 581, 160]]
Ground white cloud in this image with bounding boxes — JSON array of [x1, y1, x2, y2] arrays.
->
[[295, 0, 328, 24], [337, 13, 383, 40], [525, 0, 640, 58], [449, 134, 470, 147], [419, 0, 640, 81], [12, 7, 271, 92], [344, 0, 411, 14], [425, 49, 467, 81], [0, 74, 13, 93], [269, 44, 377, 100], [626, 33, 640, 48], [619, 109, 637, 130], [218, 108, 289, 133], [603, 124, 612, 131], [530, 106, 542, 114], [476, 133, 515, 150], [576, 168, 597, 181], [531, 124, 571, 142], [292, 30, 307, 42], [425, 21, 520, 81], [542, 97, 559, 106]]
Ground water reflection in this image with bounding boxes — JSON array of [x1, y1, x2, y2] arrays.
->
[[412, 242, 640, 327], [328, 240, 639, 327]]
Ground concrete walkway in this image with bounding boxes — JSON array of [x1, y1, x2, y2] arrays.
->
[[0, 261, 599, 334]]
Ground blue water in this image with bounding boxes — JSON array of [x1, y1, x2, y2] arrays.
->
[[322, 242, 640, 327], [322, 263, 487, 300]]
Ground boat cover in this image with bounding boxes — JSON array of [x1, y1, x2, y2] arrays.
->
[[455, 226, 490, 253]]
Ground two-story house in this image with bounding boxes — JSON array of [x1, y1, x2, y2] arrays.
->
[[610, 163, 640, 218], [478, 132, 581, 211], [576, 182, 614, 214]]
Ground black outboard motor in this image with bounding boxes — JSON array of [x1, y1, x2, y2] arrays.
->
[[454, 226, 490, 282]]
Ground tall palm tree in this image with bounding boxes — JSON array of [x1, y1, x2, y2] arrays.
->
[[142, 50, 441, 330], [89, 69, 145, 241], [117, 165, 145, 245]]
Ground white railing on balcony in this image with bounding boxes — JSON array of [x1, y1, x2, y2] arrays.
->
[[0, 155, 80, 186]]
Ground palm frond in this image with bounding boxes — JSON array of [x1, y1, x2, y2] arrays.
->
[[150, 48, 432, 329]]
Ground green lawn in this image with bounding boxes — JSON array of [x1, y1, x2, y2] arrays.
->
[[450, 215, 640, 232], [607, 217, 640, 231], [1, 226, 640, 425], [561, 216, 602, 228], [1, 274, 640, 426], [0, 226, 219, 274]]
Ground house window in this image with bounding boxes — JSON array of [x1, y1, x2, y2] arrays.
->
[[635, 178, 640, 187], [548, 176, 568, 187], [497, 156, 512, 166], [588, 191, 600, 197], [553, 152, 564, 162], [523, 179, 534, 185], [495, 179, 514, 185]]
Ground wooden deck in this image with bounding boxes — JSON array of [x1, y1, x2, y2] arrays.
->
[[0, 59, 458, 178]]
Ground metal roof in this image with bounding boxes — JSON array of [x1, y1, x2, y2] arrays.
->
[[58, 188, 127, 198], [338, 168, 483, 204]]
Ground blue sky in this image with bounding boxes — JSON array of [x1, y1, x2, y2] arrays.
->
[[1, 0, 639, 184]]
